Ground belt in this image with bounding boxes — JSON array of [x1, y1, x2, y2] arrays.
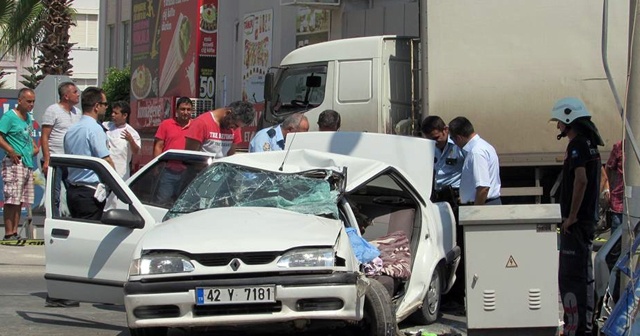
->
[[69, 182, 98, 189], [464, 197, 500, 205]]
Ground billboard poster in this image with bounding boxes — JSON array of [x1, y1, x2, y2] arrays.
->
[[241, 9, 273, 103], [158, 0, 198, 99], [130, 0, 161, 126], [198, 0, 218, 103], [295, 7, 330, 48], [130, 0, 216, 132]]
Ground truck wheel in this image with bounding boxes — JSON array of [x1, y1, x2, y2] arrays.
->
[[362, 279, 398, 336], [411, 267, 442, 325], [128, 327, 168, 336]]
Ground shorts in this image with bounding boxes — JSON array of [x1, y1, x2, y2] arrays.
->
[[2, 157, 34, 205]]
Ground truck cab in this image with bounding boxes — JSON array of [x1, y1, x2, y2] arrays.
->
[[261, 36, 419, 136]]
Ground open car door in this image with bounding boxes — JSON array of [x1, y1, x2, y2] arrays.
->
[[44, 154, 156, 305]]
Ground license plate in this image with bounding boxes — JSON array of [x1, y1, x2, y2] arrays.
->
[[196, 286, 276, 305]]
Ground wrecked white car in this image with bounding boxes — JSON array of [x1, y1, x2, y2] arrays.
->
[[44, 133, 459, 336]]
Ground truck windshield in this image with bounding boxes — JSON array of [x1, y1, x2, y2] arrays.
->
[[164, 162, 340, 221], [271, 63, 327, 115]]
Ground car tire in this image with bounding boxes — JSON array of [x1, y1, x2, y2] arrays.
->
[[411, 267, 442, 325], [362, 278, 398, 336], [128, 327, 168, 336]]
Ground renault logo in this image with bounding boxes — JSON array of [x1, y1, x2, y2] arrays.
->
[[230, 258, 241, 271]]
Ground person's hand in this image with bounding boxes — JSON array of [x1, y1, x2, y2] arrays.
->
[[561, 215, 577, 234], [602, 190, 611, 206], [42, 160, 49, 176], [121, 130, 134, 143], [7, 151, 21, 165]]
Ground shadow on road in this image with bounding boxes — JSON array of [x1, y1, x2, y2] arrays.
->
[[16, 310, 127, 333]]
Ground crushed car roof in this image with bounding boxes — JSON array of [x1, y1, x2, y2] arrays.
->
[[216, 149, 389, 193]]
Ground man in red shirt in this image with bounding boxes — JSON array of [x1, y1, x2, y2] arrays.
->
[[153, 97, 193, 206], [606, 140, 624, 232], [185, 101, 255, 158], [153, 97, 193, 157]]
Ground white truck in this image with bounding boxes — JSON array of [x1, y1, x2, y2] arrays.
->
[[261, 0, 628, 202]]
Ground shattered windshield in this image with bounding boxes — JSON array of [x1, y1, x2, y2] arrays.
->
[[164, 162, 340, 221]]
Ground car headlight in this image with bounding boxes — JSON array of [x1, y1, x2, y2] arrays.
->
[[129, 254, 195, 276], [277, 248, 335, 268]]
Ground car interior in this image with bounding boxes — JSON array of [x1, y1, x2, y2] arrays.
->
[[342, 171, 422, 299]]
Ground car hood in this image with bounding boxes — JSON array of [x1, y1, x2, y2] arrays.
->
[[142, 207, 343, 253]]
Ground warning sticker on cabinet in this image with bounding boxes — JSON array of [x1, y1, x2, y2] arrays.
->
[[506, 255, 518, 268]]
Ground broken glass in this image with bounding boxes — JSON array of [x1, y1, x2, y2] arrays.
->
[[164, 162, 340, 221]]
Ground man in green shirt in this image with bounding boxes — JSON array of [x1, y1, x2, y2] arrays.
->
[[0, 88, 38, 240]]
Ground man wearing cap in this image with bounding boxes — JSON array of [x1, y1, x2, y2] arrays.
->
[[550, 97, 603, 336]]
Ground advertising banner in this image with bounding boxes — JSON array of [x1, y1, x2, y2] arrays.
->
[[198, 0, 217, 102], [241, 9, 273, 103], [295, 7, 330, 48], [130, 0, 217, 132]]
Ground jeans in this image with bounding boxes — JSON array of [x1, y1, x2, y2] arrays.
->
[[155, 169, 183, 207], [610, 211, 623, 234]]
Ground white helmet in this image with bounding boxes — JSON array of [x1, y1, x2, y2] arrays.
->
[[550, 97, 592, 124]]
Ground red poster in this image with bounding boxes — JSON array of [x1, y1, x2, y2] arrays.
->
[[158, 0, 199, 99]]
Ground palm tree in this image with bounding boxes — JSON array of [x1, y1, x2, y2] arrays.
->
[[0, 0, 44, 60], [37, 0, 75, 75], [0, 0, 44, 87]]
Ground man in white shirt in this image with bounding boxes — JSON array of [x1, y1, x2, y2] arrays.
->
[[448, 116, 501, 205], [103, 101, 141, 179]]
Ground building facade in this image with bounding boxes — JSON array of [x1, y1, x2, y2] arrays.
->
[[98, 0, 419, 105], [1, 0, 100, 90]]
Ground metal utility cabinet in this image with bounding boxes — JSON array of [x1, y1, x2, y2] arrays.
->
[[459, 204, 561, 336]]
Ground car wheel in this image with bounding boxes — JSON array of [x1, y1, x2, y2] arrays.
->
[[411, 267, 442, 325], [128, 327, 168, 336], [362, 279, 398, 336]]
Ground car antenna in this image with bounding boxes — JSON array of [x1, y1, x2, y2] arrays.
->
[[278, 130, 298, 171]]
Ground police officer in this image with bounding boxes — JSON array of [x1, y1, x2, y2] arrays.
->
[[551, 97, 603, 336], [421, 116, 464, 204], [249, 113, 309, 152]]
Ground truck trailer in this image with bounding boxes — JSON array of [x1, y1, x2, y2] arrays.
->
[[261, 0, 627, 203]]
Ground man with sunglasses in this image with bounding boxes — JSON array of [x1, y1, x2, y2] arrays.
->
[[46, 87, 113, 308], [63, 87, 114, 220], [185, 100, 255, 158]]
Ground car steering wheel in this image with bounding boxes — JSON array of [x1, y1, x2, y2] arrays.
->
[[291, 100, 307, 107]]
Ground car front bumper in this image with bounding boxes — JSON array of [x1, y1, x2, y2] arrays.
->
[[124, 272, 364, 329]]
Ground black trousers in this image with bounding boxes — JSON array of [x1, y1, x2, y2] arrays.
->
[[559, 221, 595, 336], [66, 185, 105, 220]]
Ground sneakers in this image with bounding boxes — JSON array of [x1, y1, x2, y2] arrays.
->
[[45, 295, 80, 308], [3, 234, 21, 241]]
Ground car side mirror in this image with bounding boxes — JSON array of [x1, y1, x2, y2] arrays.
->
[[264, 72, 273, 101], [102, 209, 145, 229], [306, 75, 321, 88]]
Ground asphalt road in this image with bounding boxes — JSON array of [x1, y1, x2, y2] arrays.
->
[[0, 230, 467, 336]]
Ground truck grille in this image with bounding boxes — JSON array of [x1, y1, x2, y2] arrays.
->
[[192, 252, 280, 266]]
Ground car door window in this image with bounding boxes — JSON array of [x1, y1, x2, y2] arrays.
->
[[51, 160, 141, 225], [128, 154, 212, 209]]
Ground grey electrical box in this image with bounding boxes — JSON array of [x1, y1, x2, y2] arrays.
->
[[459, 204, 561, 336]]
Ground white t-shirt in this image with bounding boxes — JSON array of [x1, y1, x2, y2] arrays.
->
[[103, 122, 141, 179], [42, 103, 82, 154]]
